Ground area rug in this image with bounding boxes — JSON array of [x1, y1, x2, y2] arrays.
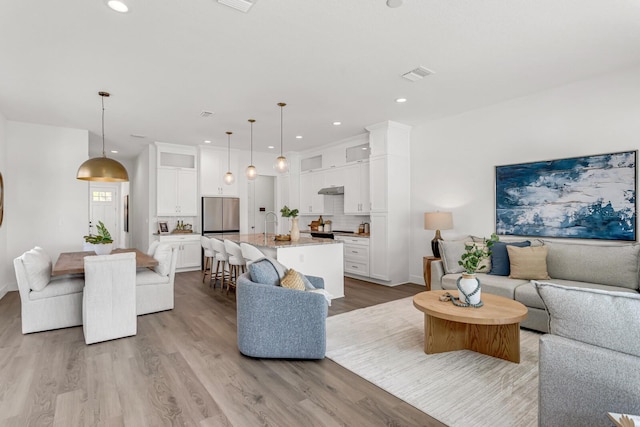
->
[[326, 297, 540, 427]]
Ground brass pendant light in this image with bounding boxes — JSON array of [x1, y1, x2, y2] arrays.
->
[[245, 119, 257, 180], [76, 91, 129, 182], [274, 102, 289, 173], [224, 131, 235, 185]]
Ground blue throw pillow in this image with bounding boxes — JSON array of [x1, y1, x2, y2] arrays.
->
[[300, 272, 316, 290], [488, 241, 531, 276], [248, 257, 285, 286]]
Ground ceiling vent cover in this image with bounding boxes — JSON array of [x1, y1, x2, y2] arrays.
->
[[200, 110, 214, 118], [401, 66, 434, 82], [218, 0, 257, 13]]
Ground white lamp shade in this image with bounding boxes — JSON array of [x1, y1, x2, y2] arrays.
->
[[275, 155, 288, 173], [424, 212, 453, 230], [246, 165, 257, 180], [224, 171, 235, 185]]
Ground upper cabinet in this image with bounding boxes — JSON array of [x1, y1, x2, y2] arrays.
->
[[156, 143, 198, 216], [199, 147, 238, 196], [344, 162, 370, 215], [299, 171, 325, 215]]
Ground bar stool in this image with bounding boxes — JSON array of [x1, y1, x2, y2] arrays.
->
[[210, 238, 230, 290], [240, 242, 265, 267], [201, 236, 215, 283], [224, 240, 246, 294]]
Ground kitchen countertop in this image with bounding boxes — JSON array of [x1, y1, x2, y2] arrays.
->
[[206, 233, 340, 248], [300, 230, 370, 238]]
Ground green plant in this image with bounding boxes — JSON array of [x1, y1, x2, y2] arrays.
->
[[83, 221, 113, 244], [280, 205, 299, 218], [458, 233, 499, 274]]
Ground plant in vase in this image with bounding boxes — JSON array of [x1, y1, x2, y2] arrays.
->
[[456, 233, 499, 307], [83, 221, 114, 255], [280, 205, 300, 241]]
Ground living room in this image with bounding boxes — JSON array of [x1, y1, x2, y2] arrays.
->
[[1, 1, 640, 426]]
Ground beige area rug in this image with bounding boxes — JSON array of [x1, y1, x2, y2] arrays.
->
[[326, 297, 541, 427]]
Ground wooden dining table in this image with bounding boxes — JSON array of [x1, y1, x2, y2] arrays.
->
[[52, 248, 158, 276]]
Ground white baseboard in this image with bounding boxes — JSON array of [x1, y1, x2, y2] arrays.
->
[[409, 274, 426, 286], [0, 284, 8, 301]]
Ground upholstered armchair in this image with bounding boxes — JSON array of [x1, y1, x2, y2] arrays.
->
[[236, 259, 328, 359], [83, 252, 137, 344], [135, 243, 179, 315], [14, 247, 85, 334]]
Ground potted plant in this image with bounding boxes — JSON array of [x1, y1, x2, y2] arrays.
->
[[280, 205, 300, 241], [83, 221, 114, 255], [456, 233, 499, 306]]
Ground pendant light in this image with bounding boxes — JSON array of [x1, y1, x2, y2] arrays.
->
[[245, 119, 257, 180], [77, 91, 129, 182], [224, 131, 235, 185], [275, 102, 289, 173]]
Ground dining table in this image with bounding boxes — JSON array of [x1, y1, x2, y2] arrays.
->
[[52, 248, 158, 276]]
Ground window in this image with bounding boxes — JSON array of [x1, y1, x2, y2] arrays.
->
[[92, 191, 113, 202]]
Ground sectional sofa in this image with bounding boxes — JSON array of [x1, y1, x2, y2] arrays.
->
[[430, 237, 640, 332]]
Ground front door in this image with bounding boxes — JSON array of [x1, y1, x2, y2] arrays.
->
[[89, 183, 119, 247]]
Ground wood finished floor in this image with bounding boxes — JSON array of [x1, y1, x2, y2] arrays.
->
[[0, 273, 445, 427]]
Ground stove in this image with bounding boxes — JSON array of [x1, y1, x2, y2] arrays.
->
[[310, 230, 355, 239]]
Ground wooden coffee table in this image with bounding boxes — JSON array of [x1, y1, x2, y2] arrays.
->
[[413, 290, 528, 363]]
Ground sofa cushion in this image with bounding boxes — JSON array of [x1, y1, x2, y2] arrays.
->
[[544, 242, 640, 290], [516, 280, 637, 310], [23, 247, 52, 291], [507, 245, 550, 280], [535, 282, 640, 357], [136, 269, 170, 286], [248, 257, 287, 286], [489, 241, 531, 276], [438, 237, 471, 274], [442, 273, 528, 299], [153, 244, 172, 277], [29, 277, 84, 300], [281, 268, 306, 291]]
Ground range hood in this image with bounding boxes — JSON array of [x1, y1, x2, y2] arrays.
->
[[318, 186, 344, 195]]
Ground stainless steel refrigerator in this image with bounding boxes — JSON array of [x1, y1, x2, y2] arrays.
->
[[201, 197, 240, 235]]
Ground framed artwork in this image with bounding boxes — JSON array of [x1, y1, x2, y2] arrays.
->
[[495, 150, 637, 241], [124, 195, 129, 233], [158, 221, 169, 234]]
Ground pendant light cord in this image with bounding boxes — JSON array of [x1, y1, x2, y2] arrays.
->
[[228, 133, 231, 170], [280, 104, 283, 156], [250, 120, 253, 164], [101, 95, 106, 157]]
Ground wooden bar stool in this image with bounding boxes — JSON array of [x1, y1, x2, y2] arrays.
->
[[201, 236, 215, 283], [210, 238, 230, 290], [224, 240, 246, 294]]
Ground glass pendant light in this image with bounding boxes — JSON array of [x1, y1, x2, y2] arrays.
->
[[275, 102, 289, 173], [245, 119, 257, 180], [77, 91, 129, 182], [224, 131, 235, 185]]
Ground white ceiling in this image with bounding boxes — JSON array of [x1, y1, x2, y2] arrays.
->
[[1, 0, 639, 160]]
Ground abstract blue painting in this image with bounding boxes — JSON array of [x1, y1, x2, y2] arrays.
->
[[495, 151, 636, 240]]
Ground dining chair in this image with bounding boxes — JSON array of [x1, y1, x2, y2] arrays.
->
[[201, 236, 215, 283], [136, 243, 179, 316], [240, 242, 265, 267], [210, 237, 230, 290], [224, 240, 246, 294]]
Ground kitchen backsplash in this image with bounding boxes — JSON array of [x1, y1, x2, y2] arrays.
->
[[299, 195, 370, 233]]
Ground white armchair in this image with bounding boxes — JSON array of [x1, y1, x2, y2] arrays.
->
[[14, 247, 84, 334], [83, 252, 137, 344], [135, 243, 179, 315]]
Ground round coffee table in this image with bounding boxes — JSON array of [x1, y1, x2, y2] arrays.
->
[[413, 290, 528, 363]]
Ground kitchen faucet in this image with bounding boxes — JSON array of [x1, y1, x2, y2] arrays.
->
[[264, 211, 278, 244]]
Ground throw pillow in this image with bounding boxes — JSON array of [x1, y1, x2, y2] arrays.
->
[[281, 268, 306, 291], [438, 239, 470, 274], [248, 257, 286, 286], [22, 247, 52, 292], [488, 241, 531, 276], [507, 245, 550, 280], [153, 243, 172, 276]]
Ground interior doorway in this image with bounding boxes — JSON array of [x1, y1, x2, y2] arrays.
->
[[247, 175, 276, 234], [89, 183, 119, 247]]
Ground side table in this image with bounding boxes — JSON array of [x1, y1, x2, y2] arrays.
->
[[423, 256, 440, 291]]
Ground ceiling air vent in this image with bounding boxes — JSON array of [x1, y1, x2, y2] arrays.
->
[[218, 0, 257, 13], [401, 66, 434, 82], [200, 110, 214, 118]]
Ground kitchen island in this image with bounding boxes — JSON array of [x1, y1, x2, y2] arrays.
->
[[207, 234, 344, 299]]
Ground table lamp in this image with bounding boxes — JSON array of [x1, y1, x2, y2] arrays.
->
[[424, 212, 453, 258]]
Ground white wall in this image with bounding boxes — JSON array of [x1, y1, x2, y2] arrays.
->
[[4, 121, 89, 291], [131, 145, 152, 252], [0, 111, 8, 299], [409, 65, 640, 284]]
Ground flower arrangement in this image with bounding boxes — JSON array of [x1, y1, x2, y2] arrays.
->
[[83, 221, 113, 245], [280, 205, 299, 218], [458, 233, 499, 274]]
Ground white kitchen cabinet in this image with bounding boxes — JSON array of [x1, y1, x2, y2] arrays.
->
[[323, 167, 345, 188], [344, 162, 370, 215], [157, 168, 198, 216], [199, 147, 238, 196], [299, 170, 325, 214], [369, 156, 387, 212], [369, 213, 389, 280], [336, 235, 370, 277], [156, 234, 201, 271]]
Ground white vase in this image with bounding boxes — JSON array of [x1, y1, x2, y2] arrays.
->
[[290, 218, 300, 241], [94, 243, 113, 255], [457, 273, 482, 305]]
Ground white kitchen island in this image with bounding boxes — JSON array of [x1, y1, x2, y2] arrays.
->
[[209, 234, 344, 299]]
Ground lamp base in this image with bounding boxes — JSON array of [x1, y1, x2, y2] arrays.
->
[[431, 229, 443, 258]]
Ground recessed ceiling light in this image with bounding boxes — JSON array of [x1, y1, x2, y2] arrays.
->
[[296, 135, 303, 139], [204, 140, 211, 144], [111, 150, 119, 154], [395, 98, 407, 103], [268, 145, 275, 149], [333, 121, 342, 126], [105, 0, 129, 13], [387, 0, 403, 8], [362, 147, 368, 150]]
